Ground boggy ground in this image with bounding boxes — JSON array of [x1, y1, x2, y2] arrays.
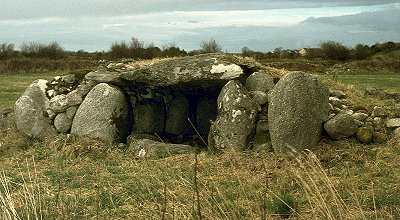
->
[[1, 55, 400, 219]]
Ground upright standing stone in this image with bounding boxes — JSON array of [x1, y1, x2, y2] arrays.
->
[[71, 83, 130, 143], [15, 80, 56, 138], [208, 80, 258, 151], [165, 94, 190, 135], [196, 97, 218, 137], [268, 72, 329, 151], [133, 100, 165, 135]]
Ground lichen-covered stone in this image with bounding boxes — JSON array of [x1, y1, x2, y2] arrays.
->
[[268, 71, 329, 151], [324, 113, 358, 139], [54, 113, 72, 133], [133, 100, 165, 135], [372, 106, 386, 118], [71, 83, 130, 143], [120, 54, 248, 87], [356, 126, 374, 144], [196, 96, 218, 137], [373, 132, 387, 144], [165, 94, 190, 135], [386, 118, 400, 128], [208, 80, 258, 151], [245, 71, 275, 93], [329, 90, 347, 99], [15, 80, 56, 138], [352, 112, 369, 122]]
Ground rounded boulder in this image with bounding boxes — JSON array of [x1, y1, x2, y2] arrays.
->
[[71, 83, 130, 143], [268, 71, 329, 151]]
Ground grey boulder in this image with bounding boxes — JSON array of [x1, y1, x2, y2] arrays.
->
[[165, 94, 190, 135], [268, 72, 329, 151], [54, 113, 72, 133], [71, 83, 130, 143], [245, 71, 275, 93], [14, 80, 56, 138], [133, 100, 165, 135], [324, 113, 358, 139], [208, 80, 258, 151]]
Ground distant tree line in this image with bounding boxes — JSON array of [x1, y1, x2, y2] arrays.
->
[[241, 41, 400, 61], [0, 37, 224, 61], [1, 38, 399, 62]]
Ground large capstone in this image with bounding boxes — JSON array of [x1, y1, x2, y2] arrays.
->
[[120, 54, 246, 87], [268, 71, 329, 151], [208, 80, 258, 151], [71, 83, 130, 143], [15, 80, 56, 138]]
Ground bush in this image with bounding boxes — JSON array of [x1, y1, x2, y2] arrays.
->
[[0, 43, 16, 60], [320, 41, 351, 61], [200, 38, 222, 53], [353, 44, 372, 60], [20, 41, 65, 59]]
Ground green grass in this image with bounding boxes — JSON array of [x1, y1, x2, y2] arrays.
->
[[0, 72, 61, 109], [334, 73, 400, 93]]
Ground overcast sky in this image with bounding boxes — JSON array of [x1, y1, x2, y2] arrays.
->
[[1, 0, 399, 51]]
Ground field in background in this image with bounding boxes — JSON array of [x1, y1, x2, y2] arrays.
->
[[0, 72, 61, 109], [335, 73, 400, 93]]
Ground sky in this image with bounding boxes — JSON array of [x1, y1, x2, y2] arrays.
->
[[0, 0, 399, 52]]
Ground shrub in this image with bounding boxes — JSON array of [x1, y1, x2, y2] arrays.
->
[[320, 41, 351, 61], [353, 44, 372, 60], [0, 43, 16, 60], [200, 38, 222, 53], [20, 41, 65, 59]]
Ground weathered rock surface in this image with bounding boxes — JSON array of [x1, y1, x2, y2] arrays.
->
[[386, 118, 400, 128], [54, 113, 72, 133], [128, 138, 197, 158], [245, 71, 275, 93], [373, 132, 387, 143], [48, 90, 83, 113], [0, 109, 15, 130], [253, 118, 272, 149], [165, 94, 190, 135], [372, 106, 386, 118], [71, 83, 129, 143], [120, 54, 247, 87], [324, 113, 358, 139], [268, 71, 329, 151], [329, 90, 346, 99], [133, 101, 165, 135], [352, 112, 369, 122], [208, 80, 258, 151], [196, 97, 218, 137], [356, 126, 374, 144], [15, 80, 56, 138], [393, 128, 400, 140]]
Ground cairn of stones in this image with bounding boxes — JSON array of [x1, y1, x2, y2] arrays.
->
[[14, 54, 400, 157]]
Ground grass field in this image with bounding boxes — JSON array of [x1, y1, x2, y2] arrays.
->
[[0, 72, 61, 109], [334, 74, 400, 93]]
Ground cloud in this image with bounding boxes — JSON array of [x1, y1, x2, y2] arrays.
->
[[0, 3, 398, 51], [0, 0, 399, 20]]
